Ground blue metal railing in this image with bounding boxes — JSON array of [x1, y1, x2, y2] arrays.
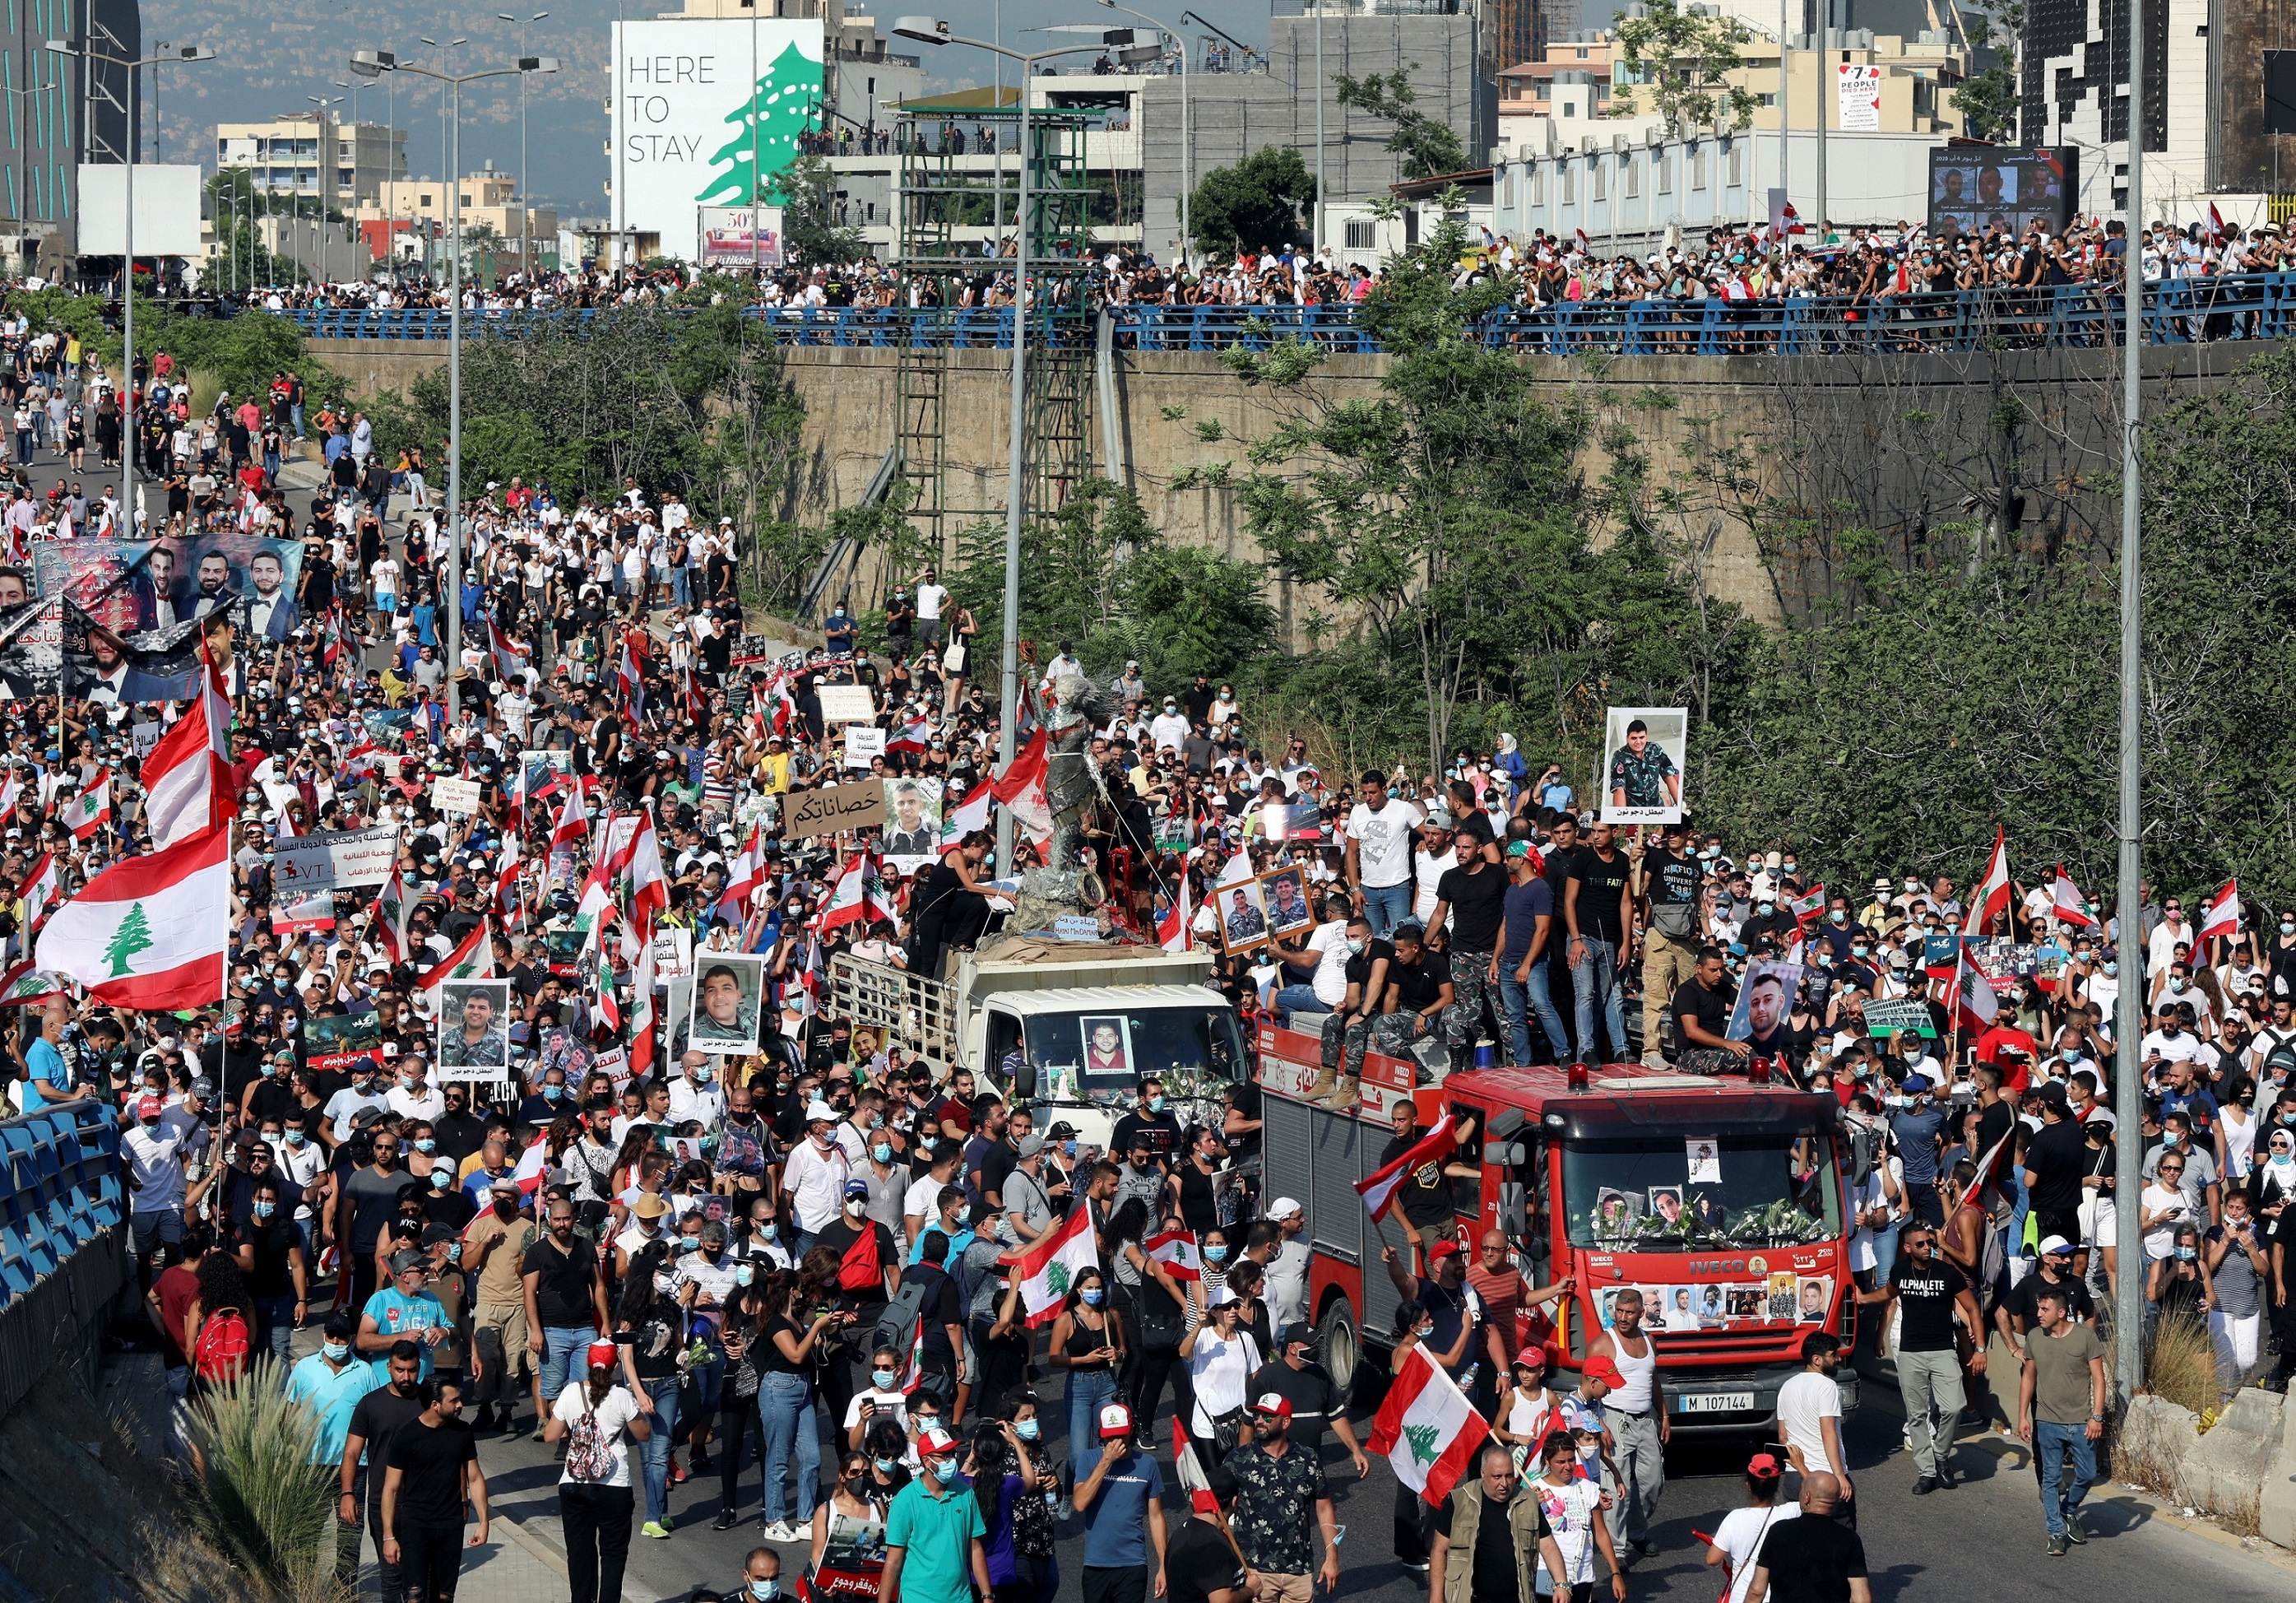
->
[[280, 273, 2296, 355], [0, 1102, 124, 1313]]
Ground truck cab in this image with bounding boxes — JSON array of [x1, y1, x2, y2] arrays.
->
[[1257, 1025, 1858, 1436]]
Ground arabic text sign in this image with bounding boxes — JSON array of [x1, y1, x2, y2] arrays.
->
[[276, 825, 401, 893], [785, 779, 886, 840]]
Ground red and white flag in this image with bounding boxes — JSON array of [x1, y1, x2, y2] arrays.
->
[[2198, 879, 2243, 943], [416, 919, 494, 1004], [59, 769, 112, 842], [1002, 1204, 1100, 1328], [141, 653, 234, 848], [14, 852, 58, 931], [1356, 1113, 1459, 1223], [819, 853, 872, 934], [1963, 826, 2010, 936], [1787, 884, 1826, 926], [1145, 1229, 1205, 1282], [991, 728, 1053, 846], [35, 824, 230, 1011], [550, 780, 589, 849], [1171, 1415, 1219, 1514], [0, 958, 69, 1006], [719, 823, 765, 915], [510, 1134, 553, 1194], [1943, 945, 1999, 1034], [1367, 1343, 1489, 1508], [623, 809, 669, 939], [943, 782, 991, 842], [2049, 866, 2097, 930], [1157, 874, 1193, 955], [888, 713, 932, 755]]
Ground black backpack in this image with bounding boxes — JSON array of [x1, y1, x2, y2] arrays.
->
[[873, 1266, 939, 1359]]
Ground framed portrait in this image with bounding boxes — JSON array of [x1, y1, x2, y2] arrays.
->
[[881, 777, 944, 875], [1216, 879, 1270, 955], [1597, 706, 1688, 825], [1258, 867, 1315, 940], [1077, 1015, 1133, 1086], [436, 979, 513, 1080], [687, 953, 767, 1055], [1646, 1187, 1686, 1231], [1723, 959, 1803, 1058], [1797, 1275, 1832, 1325]]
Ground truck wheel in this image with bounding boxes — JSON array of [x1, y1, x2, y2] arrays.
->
[[1316, 1298, 1359, 1397]]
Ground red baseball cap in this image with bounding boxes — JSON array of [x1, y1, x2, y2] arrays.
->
[[585, 1340, 619, 1372], [1097, 1402, 1134, 1440], [1747, 1452, 1783, 1478], [918, 1425, 959, 1458], [1250, 1393, 1292, 1421], [1581, 1356, 1625, 1389], [1427, 1239, 1463, 1261], [133, 1094, 164, 1120]]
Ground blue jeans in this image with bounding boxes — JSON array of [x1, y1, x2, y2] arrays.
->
[[1067, 1368, 1118, 1472], [638, 1383, 684, 1525], [2034, 1419, 2096, 1536], [1499, 962, 1571, 1065], [758, 1371, 820, 1526], [1570, 936, 1626, 1062], [256, 1293, 298, 1366], [538, 1325, 594, 1411], [1272, 985, 1329, 1028], [689, 1354, 725, 1415], [1360, 882, 1412, 941]]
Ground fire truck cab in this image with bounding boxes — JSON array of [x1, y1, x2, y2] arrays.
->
[[1257, 1023, 1860, 1436]]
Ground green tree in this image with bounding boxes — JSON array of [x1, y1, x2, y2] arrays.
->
[[1610, 0, 1759, 135], [777, 154, 869, 267], [1334, 70, 1468, 181], [697, 39, 823, 210], [1188, 147, 1316, 253], [104, 904, 155, 977], [1951, 2, 2024, 143]]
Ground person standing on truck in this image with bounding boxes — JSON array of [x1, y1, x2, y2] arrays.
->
[[1311, 915, 1392, 1111], [1637, 819, 1708, 1069], [1112, 1081, 1186, 1167], [1427, 815, 1510, 1076], [1564, 822, 1636, 1064], [1499, 840, 1567, 1068], [1347, 770, 1425, 941], [1584, 1287, 1666, 1560]]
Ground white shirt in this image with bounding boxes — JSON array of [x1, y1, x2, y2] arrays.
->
[[1774, 1369, 1842, 1475], [1185, 1327, 1262, 1435], [1413, 846, 1459, 924], [1532, 1475, 1605, 1588], [2141, 1028, 2205, 1068], [1148, 711, 1190, 753], [902, 1173, 947, 1230], [553, 1381, 642, 1488], [916, 582, 950, 620], [842, 1386, 910, 1437], [784, 1135, 851, 1233], [1345, 799, 1422, 890], [667, 1077, 726, 1128], [387, 1083, 445, 1123], [1305, 920, 1352, 1006], [2149, 919, 2196, 972], [1711, 1503, 1799, 1603]]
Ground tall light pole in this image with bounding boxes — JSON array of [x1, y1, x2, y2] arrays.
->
[[353, 48, 559, 726], [1097, 0, 1187, 264], [893, 16, 1096, 869], [420, 38, 468, 280], [2112, 0, 2148, 1414], [307, 94, 342, 286], [334, 77, 366, 276], [48, 39, 215, 535], [498, 12, 549, 277]]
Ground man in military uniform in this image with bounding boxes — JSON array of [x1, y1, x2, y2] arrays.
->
[[1224, 887, 1268, 947], [1607, 718, 1681, 813], [691, 961, 759, 1049], [439, 985, 508, 1070]]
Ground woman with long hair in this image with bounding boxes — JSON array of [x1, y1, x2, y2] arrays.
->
[[907, 831, 997, 979], [709, 1237, 773, 1530], [810, 1447, 893, 1581], [1107, 1197, 1194, 1443], [614, 1242, 689, 1539], [1704, 1452, 1795, 1603], [1046, 1267, 1125, 1466], [757, 1263, 844, 1540], [182, 1248, 256, 1395], [968, 1405, 1059, 1603]]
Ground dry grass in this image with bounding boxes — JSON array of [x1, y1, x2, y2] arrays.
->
[[2143, 1313, 2220, 1423]]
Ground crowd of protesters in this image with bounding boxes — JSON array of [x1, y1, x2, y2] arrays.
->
[[0, 275, 2288, 1603]]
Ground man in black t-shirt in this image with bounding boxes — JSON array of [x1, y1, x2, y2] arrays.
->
[[1854, 1226, 1984, 1493], [1374, 1099, 1473, 1257], [1247, 1323, 1371, 1475], [1430, 820, 1508, 1076], [1670, 947, 1745, 1071], [2020, 1087, 2090, 1246], [1746, 1472, 1868, 1603], [380, 1375, 487, 1601], [1315, 916, 1391, 1107], [1163, 1465, 1249, 1603], [1564, 823, 1635, 1061], [1426, 1440, 1567, 1603], [1367, 923, 1454, 1077], [340, 1345, 428, 1593]]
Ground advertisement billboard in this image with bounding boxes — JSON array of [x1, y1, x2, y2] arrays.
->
[[610, 18, 824, 259], [698, 205, 786, 267], [77, 164, 205, 258]]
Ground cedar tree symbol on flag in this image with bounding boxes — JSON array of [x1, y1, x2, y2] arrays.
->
[[36, 824, 230, 1011]]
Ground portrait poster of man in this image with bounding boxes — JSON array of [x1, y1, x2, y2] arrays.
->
[[437, 979, 513, 1079], [35, 532, 304, 637], [1258, 867, 1315, 939], [881, 777, 944, 872], [1217, 879, 1269, 955], [688, 954, 767, 1054], [1723, 959, 1802, 1058], [1597, 706, 1688, 825], [1079, 1015, 1130, 1080]]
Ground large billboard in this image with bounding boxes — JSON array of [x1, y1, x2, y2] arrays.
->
[[1925, 146, 2078, 242], [77, 164, 205, 258], [610, 18, 824, 262]]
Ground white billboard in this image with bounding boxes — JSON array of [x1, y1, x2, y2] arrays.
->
[[77, 164, 205, 258], [611, 18, 824, 261], [699, 206, 785, 267]]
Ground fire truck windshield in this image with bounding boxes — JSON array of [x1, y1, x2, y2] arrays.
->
[[1562, 1134, 1839, 1250]]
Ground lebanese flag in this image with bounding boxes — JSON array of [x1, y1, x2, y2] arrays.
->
[[888, 713, 932, 756], [493, 835, 526, 931], [943, 782, 991, 843], [1002, 1204, 1100, 1328], [369, 867, 410, 964], [819, 853, 870, 933], [769, 672, 799, 736], [617, 635, 645, 727], [510, 1134, 553, 1192], [624, 809, 669, 939], [628, 936, 661, 1078], [489, 616, 528, 683], [141, 653, 234, 848], [2198, 879, 2243, 944], [588, 947, 622, 1036], [1171, 1415, 1219, 1514], [0, 959, 68, 1006], [1787, 884, 1826, 926], [836, 1220, 884, 1292], [717, 823, 765, 918], [899, 1313, 929, 1396], [991, 728, 1052, 845], [35, 824, 230, 1011], [865, 853, 902, 924], [1964, 1124, 2017, 1206], [2049, 866, 2097, 930], [1367, 1343, 1490, 1508], [1157, 874, 1193, 954], [550, 781, 588, 849], [1963, 826, 2010, 936], [1943, 946, 1999, 1034], [14, 853, 58, 931], [59, 769, 112, 842], [416, 919, 494, 1002], [1145, 1229, 1204, 1282], [1356, 1113, 1459, 1223], [2206, 202, 2227, 245]]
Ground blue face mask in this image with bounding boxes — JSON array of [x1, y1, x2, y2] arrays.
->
[[1081, 1287, 1104, 1307], [872, 1143, 893, 1164], [1148, 1097, 1166, 1113], [931, 1457, 962, 1485], [254, 1201, 276, 1220], [1204, 1245, 1228, 1264], [414, 1139, 437, 1154], [874, 1457, 900, 1475], [260, 1062, 279, 1077], [284, 1126, 308, 1145], [431, 1169, 452, 1189], [735, 1264, 755, 1285], [1015, 1418, 1040, 1441], [1063, 1141, 1078, 1158], [542, 1085, 564, 1101], [749, 1582, 780, 1602], [322, 1340, 350, 1362], [873, 1369, 899, 1389]]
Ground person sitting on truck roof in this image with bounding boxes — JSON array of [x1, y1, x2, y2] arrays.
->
[[1309, 915, 1391, 1111], [1370, 924, 1454, 1081], [1673, 946, 1749, 1074]]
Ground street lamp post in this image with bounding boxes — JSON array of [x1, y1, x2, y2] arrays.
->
[[1096, 0, 1187, 264], [892, 16, 1096, 870], [497, 12, 550, 277], [47, 39, 215, 535], [307, 95, 342, 286], [353, 48, 559, 727]]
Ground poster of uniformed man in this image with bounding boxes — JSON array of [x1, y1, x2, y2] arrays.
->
[[1598, 706, 1688, 825], [688, 954, 766, 1054], [437, 979, 513, 1078]]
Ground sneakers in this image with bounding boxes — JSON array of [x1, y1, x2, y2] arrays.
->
[[712, 1510, 739, 1532], [2062, 1510, 2089, 1545], [640, 1520, 672, 1540], [670, 1455, 689, 1485], [2047, 1533, 2069, 1557], [1911, 1475, 1938, 1496], [761, 1520, 805, 1543]]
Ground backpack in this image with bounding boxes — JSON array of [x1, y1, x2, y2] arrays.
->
[[193, 1307, 251, 1382], [564, 1394, 618, 1484], [873, 1268, 937, 1359]]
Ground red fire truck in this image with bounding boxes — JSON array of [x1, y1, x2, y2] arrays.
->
[[1257, 1024, 1860, 1434]]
